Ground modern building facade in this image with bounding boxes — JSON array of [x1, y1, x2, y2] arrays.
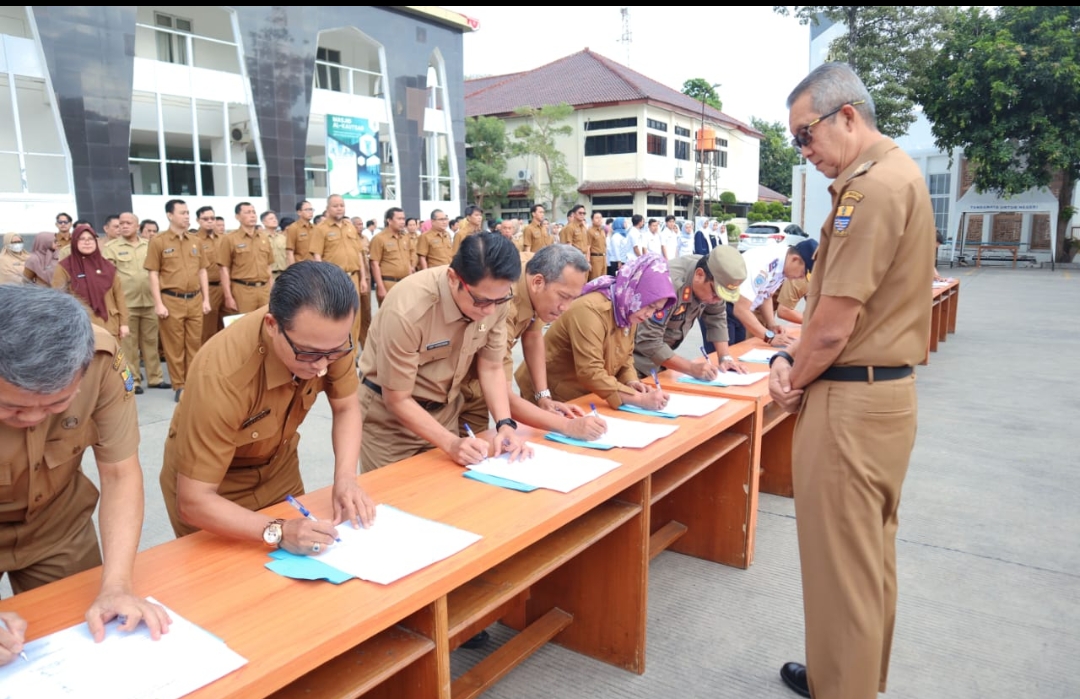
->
[[0, 5, 474, 233], [465, 49, 762, 221]]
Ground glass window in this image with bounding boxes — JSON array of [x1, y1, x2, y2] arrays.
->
[[0, 76, 16, 152], [647, 209, 668, 217], [0, 154, 21, 192], [674, 140, 690, 161], [647, 118, 668, 132], [421, 131, 451, 200], [674, 126, 691, 138], [647, 195, 667, 205], [592, 195, 634, 206], [154, 12, 190, 66], [0, 75, 70, 194], [316, 47, 342, 92], [426, 64, 444, 110], [647, 134, 667, 157], [584, 117, 637, 131], [927, 173, 950, 235], [584, 132, 636, 156]]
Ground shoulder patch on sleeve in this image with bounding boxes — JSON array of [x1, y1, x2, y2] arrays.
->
[[650, 305, 671, 325], [841, 190, 864, 202], [112, 350, 124, 371], [847, 160, 876, 181]]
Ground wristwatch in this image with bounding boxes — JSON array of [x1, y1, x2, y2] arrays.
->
[[262, 518, 285, 547], [534, 389, 552, 401], [769, 351, 795, 368], [494, 418, 518, 431], [720, 354, 735, 363], [763, 329, 776, 343]]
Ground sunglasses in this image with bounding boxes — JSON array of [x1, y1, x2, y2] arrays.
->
[[791, 100, 865, 149], [460, 282, 514, 308]]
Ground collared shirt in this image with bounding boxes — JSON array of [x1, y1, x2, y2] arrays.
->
[[522, 222, 551, 252], [608, 232, 632, 264], [633, 255, 727, 375], [195, 230, 223, 283], [738, 243, 788, 312], [285, 219, 316, 262], [310, 218, 362, 273], [676, 231, 695, 258], [417, 229, 453, 268], [660, 228, 679, 260], [163, 308, 358, 481], [560, 220, 590, 256], [144, 228, 209, 292], [450, 218, 480, 255], [644, 231, 665, 257], [103, 236, 153, 307], [219, 228, 272, 283], [587, 225, 607, 258], [369, 227, 412, 279], [270, 231, 287, 272], [358, 267, 509, 404], [627, 227, 647, 262], [0, 326, 137, 527], [808, 137, 934, 367]]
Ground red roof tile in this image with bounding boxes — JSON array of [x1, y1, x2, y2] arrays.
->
[[465, 49, 762, 139], [758, 184, 790, 203], [578, 179, 699, 196]]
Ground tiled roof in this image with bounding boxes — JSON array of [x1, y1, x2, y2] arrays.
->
[[465, 49, 762, 139], [578, 179, 699, 196], [758, 184, 790, 203]]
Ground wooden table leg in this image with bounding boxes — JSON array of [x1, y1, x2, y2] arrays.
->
[[929, 302, 941, 353], [759, 412, 796, 498], [947, 287, 959, 334]]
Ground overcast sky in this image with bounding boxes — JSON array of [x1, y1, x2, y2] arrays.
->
[[446, 6, 812, 128]]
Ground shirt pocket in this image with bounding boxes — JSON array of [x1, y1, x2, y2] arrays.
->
[[418, 344, 452, 367], [0, 460, 14, 503]]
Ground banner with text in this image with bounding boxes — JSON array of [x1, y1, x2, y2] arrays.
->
[[327, 114, 382, 200]]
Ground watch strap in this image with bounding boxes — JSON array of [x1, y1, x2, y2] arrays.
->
[[769, 351, 795, 368], [495, 417, 518, 431]]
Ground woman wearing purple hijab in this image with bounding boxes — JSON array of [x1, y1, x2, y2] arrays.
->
[[516, 253, 677, 410]]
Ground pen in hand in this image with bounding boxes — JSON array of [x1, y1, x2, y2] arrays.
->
[[0, 618, 28, 662], [590, 402, 600, 418], [650, 369, 661, 390], [700, 346, 713, 364], [286, 494, 342, 541]]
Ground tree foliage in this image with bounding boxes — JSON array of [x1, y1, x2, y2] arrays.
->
[[463, 116, 513, 209], [774, 6, 956, 137], [511, 103, 578, 214], [746, 201, 793, 223], [752, 117, 801, 197], [914, 6, 1080, 261], [681, 78, 722, 111]]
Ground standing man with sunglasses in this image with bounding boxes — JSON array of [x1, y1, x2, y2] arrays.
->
[[358, 232, 530, 471], [769, 63, 934, 699], [159, 261, 375, 553]]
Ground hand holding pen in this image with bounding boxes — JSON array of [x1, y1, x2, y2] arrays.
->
[[281, 494, 341, 556]]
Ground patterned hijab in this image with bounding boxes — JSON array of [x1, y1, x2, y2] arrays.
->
[[581, 252, 676, 328], [24, 231, 58, 283], [60, 224, 116, 321]]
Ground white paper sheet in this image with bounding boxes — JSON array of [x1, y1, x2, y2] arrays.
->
[[316, 504, 482, 585], [0, 598, 246, 699], [738, 348, 779, 364], [657, 393, 730, 417], [679, 371, 769, 387], [588, 414, 679, 448], [468, 441, 623, 493]]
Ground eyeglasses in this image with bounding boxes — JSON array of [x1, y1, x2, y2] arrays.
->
[[791, 100, 865, 149], [279, 326, 354, 363], [460, 282, 514, 308], [56, 219, 71, 225]]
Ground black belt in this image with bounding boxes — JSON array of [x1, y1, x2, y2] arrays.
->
[[161, 289, 201, 299], [233, 279, 267, 287], [362, 377, 446, 411], [590, 253, 605, 257], [208, 281, 220, 286], [819, 366, 913, 382], [381, 276, 402, 282]]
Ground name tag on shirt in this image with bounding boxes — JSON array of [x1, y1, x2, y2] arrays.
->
[[425, 340, 450, 350]]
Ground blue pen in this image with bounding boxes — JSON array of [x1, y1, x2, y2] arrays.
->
[[650, 368, 661, 389], [589, 402, 600, 417], [286, 494, 342, 541], [700, 346, 712, 364], [464, 424, 477, 439]]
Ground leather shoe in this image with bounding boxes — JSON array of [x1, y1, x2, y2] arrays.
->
[[174, 388, 183, 403], [151, 382, 172, 389], [134, 385, 144, 395], [460, 630, 489, 650], [780, 662, 810, 697]]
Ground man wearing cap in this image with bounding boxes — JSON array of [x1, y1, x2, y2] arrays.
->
[[633, 246, 748, 380], [728, 239, 817, 346]]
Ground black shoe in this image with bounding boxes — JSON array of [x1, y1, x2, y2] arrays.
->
[[174, 388, 183, 403], [134, 385, 144, 395], [151, 382, 172, 389], [460, 630, 489, 650], [780, 662, 811, 698]]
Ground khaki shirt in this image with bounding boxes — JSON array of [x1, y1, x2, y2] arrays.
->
[[587, 225, 607, 257], [196, 230, 222, 283], [53, 265, 130, 337], [417, 229, 453, 267], [0, 251, 28, 286], [450, 219, 480, 256], [358, 267, 509, 404], [0, 326, 137, 525], [219, 228, 272, 283], [103, 236, 153, 307], [310, 218, 362, 274], [369, 228, 411, 280], [270, 231, 287, 272], [144, 228, 209, 292], [522, 222, 551, 252], [285, 219, 316, 262], [561, 220, 590, 256], [633, 255, 726, 376], [163, 309, 358, 480], [517, 291, 636, 407], [807, 137, 934, 367], [55, 231, 71, 249]]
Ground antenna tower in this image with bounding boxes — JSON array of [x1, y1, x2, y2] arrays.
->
[[618, 7, 632, 66]]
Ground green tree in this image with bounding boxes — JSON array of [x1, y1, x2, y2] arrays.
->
[[913, 6, 1080, 262], [681, 78, 722, 111], [511, 103, 578, 214], [752, 117, 801, 197], [774, 6, 956, 137], [463, 116, 512, 209]]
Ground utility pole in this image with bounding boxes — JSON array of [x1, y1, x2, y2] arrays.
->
[[618, 7, 631, 66]]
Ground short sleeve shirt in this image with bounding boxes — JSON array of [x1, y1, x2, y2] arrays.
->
[[144, 229, 209, 292], [523, 222, 550, 252], [561, 221, 589, 255], [218, 229, 272, 282], [103, 236, 153, 307], [417, 229, 453, 267], [450, 219, 480, 255], [196, 230, 222, 283], [587, 226, 607, 256], [285, 219, 316, 262], [369, 228, 412, 279], [310, 218, 362, 273]]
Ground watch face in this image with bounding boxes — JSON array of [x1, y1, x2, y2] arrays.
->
[[263, 521, 282, 545]]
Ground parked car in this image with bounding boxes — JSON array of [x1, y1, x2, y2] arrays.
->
[[737, 221, 809, 252]]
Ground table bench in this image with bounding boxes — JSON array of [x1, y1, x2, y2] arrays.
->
[[973, 244, 1035, 268], [925, 279, 961, 363]]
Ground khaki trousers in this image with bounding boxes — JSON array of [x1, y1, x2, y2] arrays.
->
[[458, 377, 489, 437], [123, 305, 165, 386], [159, 293, 204, 390], [359, 383, 461, 472], [589, 256, 606, 280], [358, 289, 372, 350], [202, 282, 225, 345], [231, 281, 270, 314], [792, 375, 917, 699]]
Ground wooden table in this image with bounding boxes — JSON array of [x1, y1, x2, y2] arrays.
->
[[925, 279, 961, 363], [0, 395, 756, 699], [974, 244, 1019, 268]]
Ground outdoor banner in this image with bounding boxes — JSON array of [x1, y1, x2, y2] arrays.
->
[[326, 114, 382, 200]]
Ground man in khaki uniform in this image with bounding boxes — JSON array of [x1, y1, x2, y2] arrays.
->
[[195, 206, 225, 344], [54, 212, 73, 251], [262, 210, 287, 278], [560, 204, 590, 257], [404, 217, 420, 271], [417, 209, 454, 269], [104, 212, 168, 394], [0, 285, 170, 650], [286, 200, 316, 265], [770, 63, 934, 699], [310, 194, 366, 345], [369, 207, 413, 303], [358, 232, 529, 471], [358, 233, 373, 348], [586, 211, 607, 280], [159, 262, 374, 550], [145, 198, 211, 403], [522, 205, 551, 253], [450, 205, 484, 256], [755, 276, 809, 327], [220, 202, 273, 314]]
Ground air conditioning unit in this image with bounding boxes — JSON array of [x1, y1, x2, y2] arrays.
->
[[517, 169, 531, 181], [230, 123, 253, 144], [674, 166, 684, 179]]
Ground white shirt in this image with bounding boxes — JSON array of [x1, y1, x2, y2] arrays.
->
[[627, 226, 646, 262], [738, 243, 788, 311], [676, 230, 695, 257], [644, 230, 665, 257], [710, 225, 727, 247], [609, 231, 632, 264], [660, 227, 679, 260]]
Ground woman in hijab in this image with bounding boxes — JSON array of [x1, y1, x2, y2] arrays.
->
[[516, 252, 676, 410], [22, 231, 58, 287], [53, 223, 129, 341], [0, 233, 29, 285]]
